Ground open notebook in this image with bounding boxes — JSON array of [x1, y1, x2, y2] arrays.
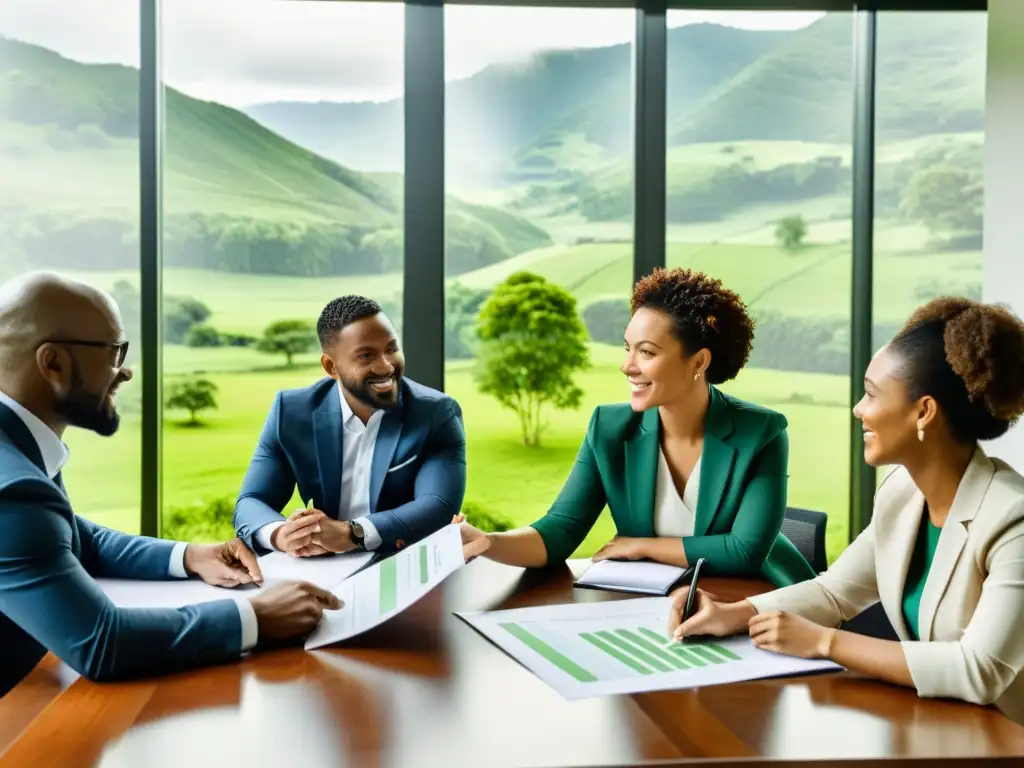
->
[[574, 559, 693, 596]]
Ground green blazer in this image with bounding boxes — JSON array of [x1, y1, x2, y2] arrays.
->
[[530, 386, 816, 588]]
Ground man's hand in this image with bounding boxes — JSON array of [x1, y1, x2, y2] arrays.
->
[[311, 518, 356, 554], [591, 536, 649, 563], [271, 508, 326, 557], [248, 581, 343, 642], [184, 538, 263, 587]]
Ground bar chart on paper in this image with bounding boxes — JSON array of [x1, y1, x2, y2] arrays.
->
[[305, 524, 465, 650], [457, 598, 841, 699]]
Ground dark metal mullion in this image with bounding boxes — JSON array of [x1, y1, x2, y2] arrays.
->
[[848, 9, 876, 542], [633, 0, 668, 284], [139, 0, 163, 538], [402, 1, 445, 392]]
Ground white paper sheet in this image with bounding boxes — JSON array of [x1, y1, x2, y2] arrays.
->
[[457, 597, 842, 700], [304, 523, 465, 650], [97, 549, 375, 609], [574, 559, 687, 595]]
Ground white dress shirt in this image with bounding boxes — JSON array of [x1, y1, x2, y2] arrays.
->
[[256, 383, 384, 552], [653, 447, 700, 538], [0, 391, 258, 652]]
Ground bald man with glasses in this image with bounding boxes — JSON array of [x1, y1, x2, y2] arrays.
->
[[0, 271, 342, 697]]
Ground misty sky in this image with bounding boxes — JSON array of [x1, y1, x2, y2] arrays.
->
[[0, 1, 822, 106]]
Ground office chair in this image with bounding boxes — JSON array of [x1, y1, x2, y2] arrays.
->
[[782, 506, 828, 575]]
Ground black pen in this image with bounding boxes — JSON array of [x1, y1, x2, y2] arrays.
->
[[680, 557, 706, 641]]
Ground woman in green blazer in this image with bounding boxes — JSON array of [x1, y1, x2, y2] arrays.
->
[[458, 268, 816, 588]]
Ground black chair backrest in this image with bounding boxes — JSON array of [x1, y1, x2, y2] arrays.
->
[[781, 506, 828, 574]]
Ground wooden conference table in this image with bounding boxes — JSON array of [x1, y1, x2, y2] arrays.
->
[[4, 559, 1024, 768]]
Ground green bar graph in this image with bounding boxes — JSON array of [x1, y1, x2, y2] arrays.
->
[[501, 623, 597, 682], [379, 555, 397, 614], [580, 632, 653, 675], [419, 544, 429, 585], [690, 645, 727, 665], [596, 631, 672, 672], [618, 629, 689, 670], [671, 644, 707, 667], [707, 643, 742, 661]]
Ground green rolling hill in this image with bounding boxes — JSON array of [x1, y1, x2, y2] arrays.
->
[[0, 36, 551, 278]]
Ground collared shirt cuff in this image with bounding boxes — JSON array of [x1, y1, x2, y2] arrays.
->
[[235, 598, 259, 653], [355, 516, 382, 551], [168, 542, 189, 578], [256, 521, 286, 551]]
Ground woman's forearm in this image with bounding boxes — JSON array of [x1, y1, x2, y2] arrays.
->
[[643, 537, 688, 567], [827, 631, 915, 688], [484, 527, 550, 568]]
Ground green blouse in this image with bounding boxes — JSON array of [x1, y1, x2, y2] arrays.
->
[[901, 510, 943, 641]]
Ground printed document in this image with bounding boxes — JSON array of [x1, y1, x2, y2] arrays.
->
[[304, 523, 465, 649], [457, 597, 841, 700]]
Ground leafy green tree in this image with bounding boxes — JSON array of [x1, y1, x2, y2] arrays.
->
[[185, 324, 222, 348], [445, 282, 491, 359], [474, 272, 590, 447], [165, 378, 218, 426], [165, 295, 212, 344], [774, 214, 808, 251], [900, 164, 983, 239], [256, 319, 317, 367]]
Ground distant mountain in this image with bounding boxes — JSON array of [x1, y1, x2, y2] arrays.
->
[[246, 23, 787, 185], [247, 14, 985, 188], [0, 37, 550, 277]]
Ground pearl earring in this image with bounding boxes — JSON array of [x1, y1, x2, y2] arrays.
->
[[917, 426, 925, 442]]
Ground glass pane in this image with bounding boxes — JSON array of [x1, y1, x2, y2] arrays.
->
[[161, 1, 403, 540], [0, 1, 141, 532], [871, 12, 986, 488], [665, 10, 853, 562], [872, 14, 985, 357], [444, 6, 635, 556]]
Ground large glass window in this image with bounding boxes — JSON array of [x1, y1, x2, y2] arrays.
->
[[665, 10, 854, 562], [0, 1, 141, 532], [161, 1, 403, 539], [873, 13, 985, 350], [443, 6, 635, 556]]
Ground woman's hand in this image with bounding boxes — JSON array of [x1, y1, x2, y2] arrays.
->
[[747, 611, 836, 659], [592, 536, 649, 562], [667, 586, 755, 640], [452, 514, 491, 562]]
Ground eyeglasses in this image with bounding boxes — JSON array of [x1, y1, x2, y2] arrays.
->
[[45, 339, 130, 367]]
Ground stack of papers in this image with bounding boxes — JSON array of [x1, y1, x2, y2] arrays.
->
[[574, 559, 690, 596], [96, 524, 467, 650]]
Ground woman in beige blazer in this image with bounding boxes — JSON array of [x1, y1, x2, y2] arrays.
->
[[668, 296, 1024, 723]]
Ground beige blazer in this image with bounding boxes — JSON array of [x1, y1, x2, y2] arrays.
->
[[748, 447, 1024, 723]]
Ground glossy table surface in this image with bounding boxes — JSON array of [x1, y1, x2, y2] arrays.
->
[[4, 558, 1024, 767]]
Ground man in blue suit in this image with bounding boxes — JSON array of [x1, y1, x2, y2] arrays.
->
[[0, 272, 341, 697], [234, 295, 467, 558]]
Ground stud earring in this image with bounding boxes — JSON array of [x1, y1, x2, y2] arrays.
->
[[693, 372, 701, 381]]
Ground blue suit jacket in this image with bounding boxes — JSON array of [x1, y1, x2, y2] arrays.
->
[[234, 376, 467, 555], [0, 404, 241, 697]]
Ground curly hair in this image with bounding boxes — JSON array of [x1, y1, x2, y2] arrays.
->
[[316, 295, 382, 348], [630, 267, 754, 385], [890, 296, 1024, 443]]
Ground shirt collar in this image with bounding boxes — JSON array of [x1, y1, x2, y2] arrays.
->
[[337, 382, 381, 430], [0, 391, 69, 479]]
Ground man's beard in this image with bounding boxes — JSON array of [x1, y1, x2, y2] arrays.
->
[[54, 364, 121, 437], [341, 370, 402, 410]]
